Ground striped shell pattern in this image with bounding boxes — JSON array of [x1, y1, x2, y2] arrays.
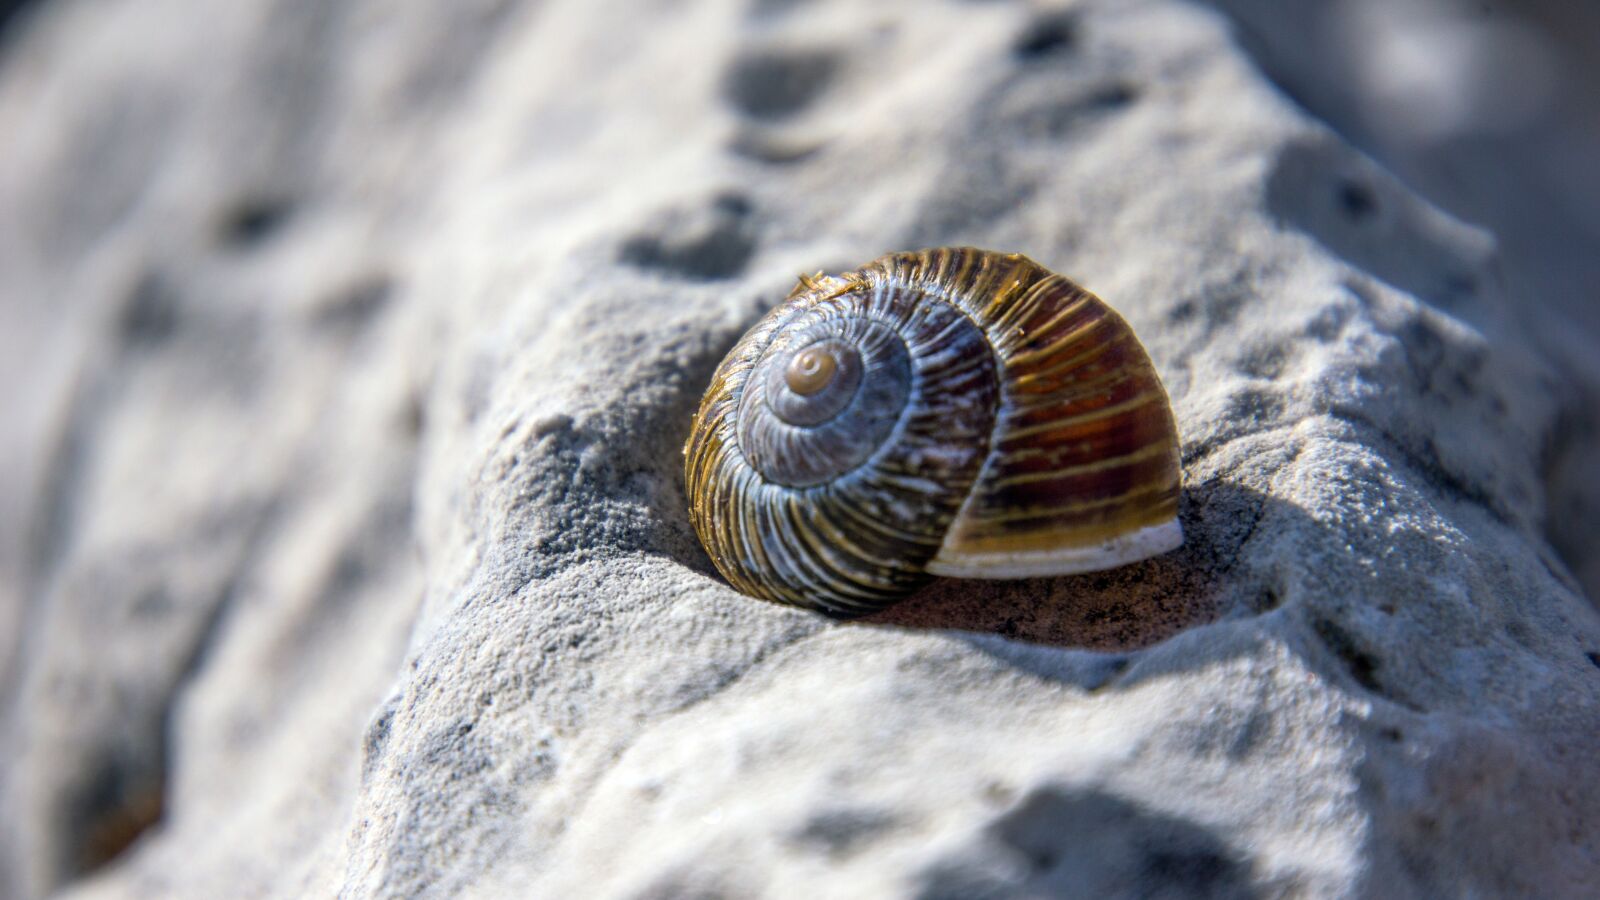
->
[[684, 248, 1182, 616]]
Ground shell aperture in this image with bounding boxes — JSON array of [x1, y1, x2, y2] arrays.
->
[[685, 248, 1182, 616]]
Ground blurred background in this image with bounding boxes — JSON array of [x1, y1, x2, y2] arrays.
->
[[0, 0, 1596, 896], [1205, 0, 1600, 597]]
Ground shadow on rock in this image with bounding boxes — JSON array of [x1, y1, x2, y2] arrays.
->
[[916, 785, 1259, 900], [861, 480, 1321, 652]]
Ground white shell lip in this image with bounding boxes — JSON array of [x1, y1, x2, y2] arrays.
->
[[925, 518, 1183, 579]]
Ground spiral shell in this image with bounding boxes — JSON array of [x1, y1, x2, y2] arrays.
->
[[685, 247, 1181, 616]]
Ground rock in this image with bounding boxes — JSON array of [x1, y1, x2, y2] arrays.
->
[[1205, 0, 1600, 616], [1, 0, 1596, 898]]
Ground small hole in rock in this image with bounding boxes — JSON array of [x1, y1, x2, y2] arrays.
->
[[1586, 651, 1600, 669], [791, 808, 900, 858], [217, 196, 294, 248], [620, 195, 757, 281], [722, 48, 839, 120], [1013, 13, 1077, 59], [1312, 616, 1384, 696], [712, 192, 753, 217], [1336, 179, 1377, 220], [1090, 82, 1139, 109]]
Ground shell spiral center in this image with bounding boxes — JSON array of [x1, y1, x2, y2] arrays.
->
[[786, 346, 838, 396], [737, 313, 914, 487]]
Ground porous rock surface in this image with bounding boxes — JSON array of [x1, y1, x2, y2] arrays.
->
[[1, 0, 1596, 897]]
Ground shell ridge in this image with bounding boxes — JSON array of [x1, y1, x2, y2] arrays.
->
[[925, 254, 1181, 573]]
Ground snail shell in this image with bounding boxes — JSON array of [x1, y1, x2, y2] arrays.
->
[[685, 247, 1182, 616]]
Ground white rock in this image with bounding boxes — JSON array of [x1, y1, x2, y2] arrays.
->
[[0, 0, 1596, 898]]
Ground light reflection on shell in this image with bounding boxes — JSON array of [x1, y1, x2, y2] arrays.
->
[[685, 247, 1182, 616]]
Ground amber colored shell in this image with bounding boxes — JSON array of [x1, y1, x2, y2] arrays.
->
[[684, 247, 1182, 616]]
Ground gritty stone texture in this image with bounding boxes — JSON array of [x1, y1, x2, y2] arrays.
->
[[1, 0, 1597, 898]]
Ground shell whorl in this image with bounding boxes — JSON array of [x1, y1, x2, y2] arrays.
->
[[685, 248, 1182, 616]]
